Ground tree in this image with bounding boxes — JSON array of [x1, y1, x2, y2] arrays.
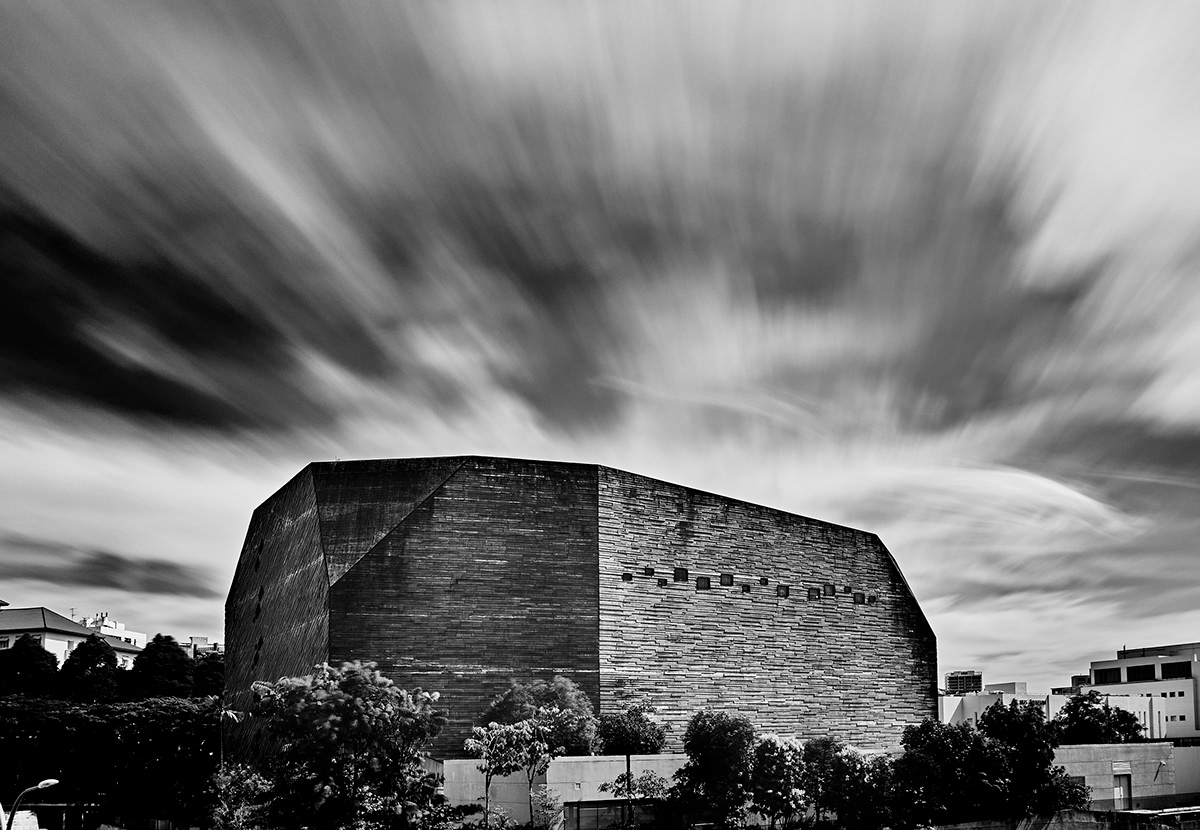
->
[[828, 750, 893, 830], [252, 661, 450, 830], [890, 719, 1008, 829], [598, 702, 667, 822], [193, 651, 225, 697], [978, 699, 1088, 817], [749, 735, 805, 830], [597, 702, 667, 755], [480, 676, 596, 755], [60, 634, 118, 702], [464, 721, 523, 830], [130, 634, 194, 698], [1051, 691, 1145, 744], [0, 634, 59, 697], [799, 737, 842, 824], [673, 710, 757, 829]]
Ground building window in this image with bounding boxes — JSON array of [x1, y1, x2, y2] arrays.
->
[[843, 586, 852, 594], [1163, 661, 1192, 680], [776, 585, 790, 599], [760, 577, 769, 586], [643, 567, 655, 576], [823, 583, 836, 596], [867, 595, 877, 604], [808, 588, 821, 600], [720, 573, 734, 587], [621, 572, 633, 582], [0, 637, 8, 650], [696, 577, 711, 590], [657, 578, 668, 587], [674, 568, 689, 582], [740, 584, 751, 593], [853, 592, 866, 604], [1094, 667, 1121, 684], [1127, 664, 1156, 682]]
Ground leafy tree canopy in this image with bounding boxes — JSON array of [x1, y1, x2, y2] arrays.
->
[[193, 651, 225, 697], [749, 735, 805, 830], [891, 719, 1009, 828], [674, 710, 757, 829], [480, 675, 595, 755], [1051, 690, 1145, 744], [597, 702, 667, 756], [0, 634, 59, 697], [252, 661, 449, 830], [131, 634, 194, 698], [60, 633, 118, 702]]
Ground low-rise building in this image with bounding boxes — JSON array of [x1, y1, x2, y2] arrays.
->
[[79, 612, 148, 649], [183, 635, 223, 659], [1056, 742, 1176, 811], [0, 606, 142, 668]]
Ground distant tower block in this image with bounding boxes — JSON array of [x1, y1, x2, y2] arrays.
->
[[946, 670, 984, 695]]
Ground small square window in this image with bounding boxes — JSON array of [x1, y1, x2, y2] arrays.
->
[[657, 578, 668, 587], [621, 572, 633, 582], [720, 573, 734, 587], [760, 577, 769, 586], [674, 568, 689, 582], [1162, 692, 1168, 698], [696, 576, 711, 590], [740, 584, 751, 593], [807, 588, 821, 600], [853, 592, 866, 604], [643, 566, 655, 576], [867, 595, 877, 604], [776, 585, 790, 599], [843, 586, 852, 594], [823, 583, 836, 596]]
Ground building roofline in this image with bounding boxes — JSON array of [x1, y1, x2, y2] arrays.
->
[[0, 606, 142, 653]]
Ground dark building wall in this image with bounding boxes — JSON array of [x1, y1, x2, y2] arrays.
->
[[596, 466, 937, 750], [225, 467, 331, 755], [328, 457, 602, 756]]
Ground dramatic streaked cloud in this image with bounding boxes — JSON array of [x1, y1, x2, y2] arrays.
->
[[2, 0, 1199, 691], [1, 533, 219, 598]]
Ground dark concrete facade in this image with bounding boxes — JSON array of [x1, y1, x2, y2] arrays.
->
[[226, 456, 936, 757]]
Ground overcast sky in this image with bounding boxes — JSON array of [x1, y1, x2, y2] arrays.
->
[[3, 0, 1199, 693]]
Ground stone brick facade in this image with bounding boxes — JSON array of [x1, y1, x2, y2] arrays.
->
[[226, 456, 936, 758]]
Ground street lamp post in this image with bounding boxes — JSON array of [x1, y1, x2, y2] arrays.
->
[[6, 779, 58, 830]]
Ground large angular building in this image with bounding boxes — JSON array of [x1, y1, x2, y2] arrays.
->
[[226, 456, 936, 757]]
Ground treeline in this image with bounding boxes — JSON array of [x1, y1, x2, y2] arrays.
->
[[0, 631, 224, 700], [603, 690, 1144, 830], [0, 695, 220, 826], [0, 632, 225, 824], [462, 680, 1144, 830]]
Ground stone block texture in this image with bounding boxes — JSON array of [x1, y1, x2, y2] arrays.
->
[[226, 456, 936, 758]]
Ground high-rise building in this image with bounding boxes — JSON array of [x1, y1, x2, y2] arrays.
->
[[945, 670, 983, 695]]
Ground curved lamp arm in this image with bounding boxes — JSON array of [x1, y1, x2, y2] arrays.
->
[[6, 780, 58, 830]]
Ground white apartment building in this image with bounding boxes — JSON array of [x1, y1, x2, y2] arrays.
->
[[1079, 642, 1200, 741], [0, 606, 142, 668], [939, 690, 1168, 739], [80, 612, 148, 649]]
